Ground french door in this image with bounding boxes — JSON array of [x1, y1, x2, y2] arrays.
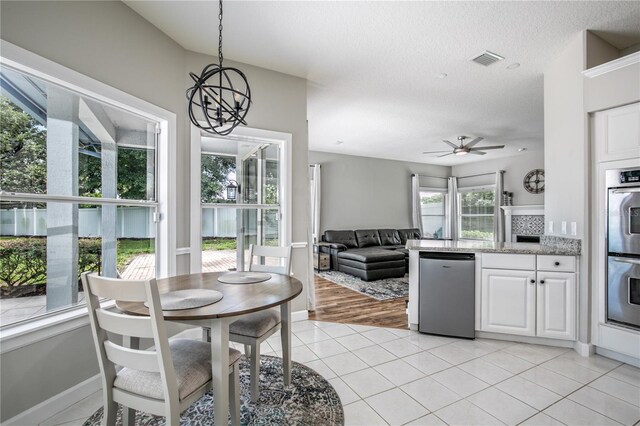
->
[[190, 126, 290, 274]]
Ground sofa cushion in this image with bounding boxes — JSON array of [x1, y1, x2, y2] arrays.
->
[[338, 248, 404, 263], [397, 228, 421, 245], [355, 229, 381, 248], [378, 229, 401, 246], [339, 258, 406, 271], [323, 230, 358, 248], [339, 264, 406, 281]]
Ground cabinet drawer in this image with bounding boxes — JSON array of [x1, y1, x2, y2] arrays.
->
[[537, 255, 576, 272], [482, 253, 535, 270]]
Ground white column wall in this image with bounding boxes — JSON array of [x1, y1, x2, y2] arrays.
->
[[45, 87, 79, 310]]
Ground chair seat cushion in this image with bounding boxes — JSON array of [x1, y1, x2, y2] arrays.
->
[[229, 310, 281, 338], [114, 339, 241, 401]]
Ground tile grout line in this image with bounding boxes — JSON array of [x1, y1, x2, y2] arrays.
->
[[300, 323, 628, 426]]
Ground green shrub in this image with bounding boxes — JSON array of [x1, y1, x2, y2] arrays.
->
[[460, 230, 494, 240], [0, 237, 101, 296]]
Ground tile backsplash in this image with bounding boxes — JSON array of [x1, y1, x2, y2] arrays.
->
[[512, 215, 545, 236]]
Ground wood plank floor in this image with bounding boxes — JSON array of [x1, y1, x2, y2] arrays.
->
[[308, 275, 408, 329]]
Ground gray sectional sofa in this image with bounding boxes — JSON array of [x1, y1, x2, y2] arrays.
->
[[320, 228, 421, 281]]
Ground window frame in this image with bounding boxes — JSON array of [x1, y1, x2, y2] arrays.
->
[[0, 40, 176, 349], [418, 186, 448, 239], [457, 184, 496, 241]]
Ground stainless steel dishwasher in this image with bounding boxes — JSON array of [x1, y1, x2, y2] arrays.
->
[[419, 252, 475, 339]]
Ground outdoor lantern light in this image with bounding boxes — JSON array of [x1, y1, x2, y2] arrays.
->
[[226, 180, 239, 201], [187, 0, 251, 136]]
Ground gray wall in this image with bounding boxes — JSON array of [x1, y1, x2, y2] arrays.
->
[[451, 151, 545, 206], [308, 151, 450, 234], [0, 1, 309, 420]]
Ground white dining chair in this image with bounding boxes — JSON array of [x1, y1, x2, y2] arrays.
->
[[82, 272, 241, 426], [229, 244, 292, 402]]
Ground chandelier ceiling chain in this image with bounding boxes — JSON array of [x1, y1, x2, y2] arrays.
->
[[218, 0, 223, 66], [187, 0, 251, 136]]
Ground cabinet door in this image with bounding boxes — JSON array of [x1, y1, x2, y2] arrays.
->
[[593, 102, 640, 162], [537, 272, 576, 340], [481, 269, 536, 336]]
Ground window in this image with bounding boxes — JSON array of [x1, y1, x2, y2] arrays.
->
[[419, 189, 447, 239], [0, 64, 160, 327], [458, 186, 495, 240]]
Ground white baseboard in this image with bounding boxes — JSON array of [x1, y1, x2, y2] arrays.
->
[[292, 310, 309, 322], [475, 331, 575, 349], [596, 346, 640, 368], [573, 341, 594, 357], [5, 374, 101, 426]]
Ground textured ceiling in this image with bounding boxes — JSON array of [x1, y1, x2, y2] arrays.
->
[[124, 1, 640, 165]]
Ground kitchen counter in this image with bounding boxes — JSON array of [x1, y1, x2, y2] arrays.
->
[[405, 239, 581, 256]]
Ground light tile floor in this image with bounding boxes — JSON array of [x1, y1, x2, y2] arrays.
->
[[40, 320, 640, 426]]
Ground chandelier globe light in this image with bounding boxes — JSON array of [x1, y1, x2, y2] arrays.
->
[[187, 0, 251, 136]]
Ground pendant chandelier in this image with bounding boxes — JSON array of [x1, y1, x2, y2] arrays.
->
[[187, 0, 251, 136]]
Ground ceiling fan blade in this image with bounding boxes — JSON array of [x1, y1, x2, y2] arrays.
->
[[469, 151, 486, 155], [468, 145, 505, 151], [437, 152, 454, 158], [442, 140, 459, 149], [464, 137, 484, 148], [422, 150, 451, 154]]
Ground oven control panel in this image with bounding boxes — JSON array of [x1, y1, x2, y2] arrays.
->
[[620, 169, 640, 184]]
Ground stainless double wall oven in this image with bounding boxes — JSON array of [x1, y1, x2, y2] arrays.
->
[[607, 168, 640, 330]]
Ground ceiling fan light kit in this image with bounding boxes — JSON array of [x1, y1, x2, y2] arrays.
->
[[187, 0, 251, 136], [423, 136, 506, 158]]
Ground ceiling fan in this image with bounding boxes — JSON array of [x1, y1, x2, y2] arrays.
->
[[423, 136, 505, 157]]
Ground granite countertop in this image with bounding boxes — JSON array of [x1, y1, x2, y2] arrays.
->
[[405, 239, 581, 256]]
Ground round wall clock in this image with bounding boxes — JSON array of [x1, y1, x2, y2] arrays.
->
[[523, 169, 545, 194]]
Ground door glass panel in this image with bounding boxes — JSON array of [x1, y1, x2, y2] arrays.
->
[[630, 207, 639, 234], [200, 138, 281, 273], [630, 277, 640, 306]]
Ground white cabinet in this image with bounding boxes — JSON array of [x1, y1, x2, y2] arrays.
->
[[479, 254, 577, 340], [536, 271, 576, 340], [481, 269, 536, 336], [593, 102, 640, 162]]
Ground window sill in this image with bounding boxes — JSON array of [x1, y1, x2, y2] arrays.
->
[[0, 300, 115, 354]]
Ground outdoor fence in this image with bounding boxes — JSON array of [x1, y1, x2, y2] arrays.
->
[[1, 207, 277, 239]]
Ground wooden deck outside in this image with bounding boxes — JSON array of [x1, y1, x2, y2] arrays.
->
[[120, 249, 269, 280], [309, 274, 408, 329]]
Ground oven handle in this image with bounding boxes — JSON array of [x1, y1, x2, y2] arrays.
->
[[611, 188, 640, 194], [613, 257, 640, 266]]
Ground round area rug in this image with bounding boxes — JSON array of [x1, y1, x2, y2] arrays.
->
[[83, 355, 343, 426]]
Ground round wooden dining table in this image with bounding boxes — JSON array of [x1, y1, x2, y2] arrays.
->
[[117, 271, 303, 426]]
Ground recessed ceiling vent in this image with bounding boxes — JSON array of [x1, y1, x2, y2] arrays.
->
[[470, 51, 504, 66]]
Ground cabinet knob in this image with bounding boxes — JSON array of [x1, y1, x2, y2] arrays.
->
[[554, 261, 560, 266], [540, 279, 546, 284], [530, 279, 535, 284]]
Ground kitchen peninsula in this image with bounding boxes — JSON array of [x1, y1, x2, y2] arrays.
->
[[407, 238, 581, 346]]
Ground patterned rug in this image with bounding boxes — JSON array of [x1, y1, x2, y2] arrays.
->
[[83, 355, 343, 426], [316, 270, 409, 301]]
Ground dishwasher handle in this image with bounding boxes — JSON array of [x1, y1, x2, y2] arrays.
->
[[419, 252, 475, 261]]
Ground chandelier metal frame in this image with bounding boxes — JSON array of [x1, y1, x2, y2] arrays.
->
[[187, 0, 251, 136]]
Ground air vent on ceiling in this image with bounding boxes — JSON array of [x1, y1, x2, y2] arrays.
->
[[470, 51, 504, 66]]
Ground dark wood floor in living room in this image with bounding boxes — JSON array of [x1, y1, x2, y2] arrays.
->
[[308, 275, 409, 329]]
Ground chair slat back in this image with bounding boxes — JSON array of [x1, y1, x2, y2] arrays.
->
[[82, 272, 178, 404], [85, 274, 149, 302], [96, 309, 155, 339], [104, 341, 161, 372], [248, 244, 292, 275]]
